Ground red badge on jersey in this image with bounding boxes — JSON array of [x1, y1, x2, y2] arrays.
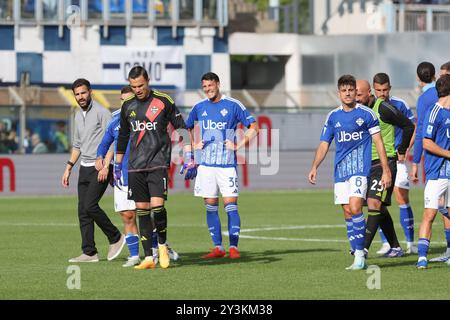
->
[[145, 98, 165, 122]]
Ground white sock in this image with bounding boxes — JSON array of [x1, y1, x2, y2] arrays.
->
[[355, 249, 365, 258]]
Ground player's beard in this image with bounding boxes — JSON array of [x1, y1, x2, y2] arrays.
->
[[78, 97, 91, 110]]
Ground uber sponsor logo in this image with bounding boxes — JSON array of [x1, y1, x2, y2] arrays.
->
[[202, 120, 227, 130], [337, 130, 363, 142], [131, 120, 158, 131]]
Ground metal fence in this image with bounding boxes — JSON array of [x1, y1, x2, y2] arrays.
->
[[396, 3, 450, 32], [0, 0, 228, 38]]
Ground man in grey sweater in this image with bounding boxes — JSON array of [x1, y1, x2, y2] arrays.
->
[[62, 78, 125, 262]]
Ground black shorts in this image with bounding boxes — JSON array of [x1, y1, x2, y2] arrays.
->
[[366, 158, 397, 206], [128, 169, 168, 202]]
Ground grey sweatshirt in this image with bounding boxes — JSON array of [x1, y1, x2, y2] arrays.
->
[[72, 100, 112, 164]]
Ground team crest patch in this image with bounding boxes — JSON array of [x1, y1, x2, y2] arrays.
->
[[146, 99, 165, 122], [356, 118, 364, 126], [220, 109, 228, 117], [427, 125, 433, 135]]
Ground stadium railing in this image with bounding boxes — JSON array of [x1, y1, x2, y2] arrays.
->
[[395, 3, 450, 32], [0, 0, 228, 38]]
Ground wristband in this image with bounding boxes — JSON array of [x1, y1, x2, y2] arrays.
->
[[67, 161, 75, 167]]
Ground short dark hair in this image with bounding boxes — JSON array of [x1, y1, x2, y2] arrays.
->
[[337, 74, 356, 89], [440, 61, 450, 73], [128, 66, 149, 81], [72, 78, 91, 92], [417, 62, 435, 84], [436, 74, 450, 98], [201, 72, 220, 82], [373, 72, 390, 86], [120, 85, 133, 94]]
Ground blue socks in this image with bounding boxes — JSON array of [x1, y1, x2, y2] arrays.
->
[[418, 238, 430, 260], [225, 203, 241, 248], [345, 218, 356, 251], [378, 204, 415, 244], [445, 228, 450, 249], [125, 233, 140, 257], [400, 204, 415, 242], [352, 213, 366, 251], [379, 228, 388, 244], [205, 203, 241, 248], [206, 204, 222, 246]]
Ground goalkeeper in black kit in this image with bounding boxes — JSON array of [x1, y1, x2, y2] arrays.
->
[[115, 66, 191, 269]]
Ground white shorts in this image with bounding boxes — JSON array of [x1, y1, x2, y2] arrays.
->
[[114, 185, 136, 212], [334, 176, 368, 205], [395, 161, 410, 189], [424, 179, 450, 209], [194, 166, 239, 198]]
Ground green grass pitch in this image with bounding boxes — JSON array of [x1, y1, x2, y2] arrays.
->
[[0, 188, 449, 300]]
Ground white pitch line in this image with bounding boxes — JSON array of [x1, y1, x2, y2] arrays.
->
[[241, 224, 344, 233], [2, 222, 448, 245], [238, 234, 348, 243], [0, 222, 78, 227], [225, 225, 448, 245]]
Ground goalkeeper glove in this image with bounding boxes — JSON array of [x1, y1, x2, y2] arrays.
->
[[179, 151, 198, 180]]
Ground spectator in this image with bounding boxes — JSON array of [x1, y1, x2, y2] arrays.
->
[[23, 128, 33, 154], [0, 131, 9, 154], [6, 130, 19, 153], [32, 133, 49, 153], [54, 121, 69, 153]]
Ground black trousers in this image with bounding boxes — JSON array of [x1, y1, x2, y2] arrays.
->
[[77, 165, 120, 255]]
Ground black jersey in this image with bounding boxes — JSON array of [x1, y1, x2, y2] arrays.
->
[[117, 90, 186, 172]]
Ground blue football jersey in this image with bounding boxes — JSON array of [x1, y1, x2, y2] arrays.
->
[[422, 103, 450, 180], [320, 104, 380, 183], [97, 110, 131, 185], [185, 95, 256, 167], [389, 96, 415, 150]]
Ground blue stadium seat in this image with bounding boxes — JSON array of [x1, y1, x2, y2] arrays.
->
[[133, 0, 147, 13], [24, 0, 35, 12], [89, 0, 148, 13]]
